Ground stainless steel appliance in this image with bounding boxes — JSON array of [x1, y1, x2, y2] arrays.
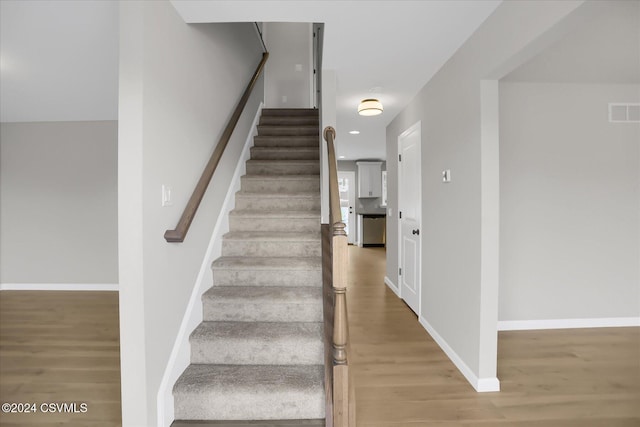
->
[[362, 214, 386, 246]]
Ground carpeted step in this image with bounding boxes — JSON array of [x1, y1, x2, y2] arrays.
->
[[250, 146, 319, 160], [171, 419, 325, 426], [257, 125, 318, 136], [190, 321, 323, 365], [253, 135, 319, 148], [259, 115, 319, 126], [261, 108, 318, 117], [246, 159, 320, 175], [203, 286, 323, 322], [241, 175, 320, 193], [173, 364, 324, 421], [229, 210, 319, 233], [174, 108, 324, 423], [234, 191, 320, 211], [211, 256, 322, 287], [222, 231, 321, 257]]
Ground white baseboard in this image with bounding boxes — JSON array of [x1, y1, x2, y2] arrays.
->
[[419, 315, 500, 393], [384, 276, 400, 297], [498, 317, 640, 331], [156, 102, 263, 427], [0, 283, 118, 291]]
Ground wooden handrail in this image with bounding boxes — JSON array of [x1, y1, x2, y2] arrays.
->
[[164, 52, 269, 242], [322, 126, 355, 426]]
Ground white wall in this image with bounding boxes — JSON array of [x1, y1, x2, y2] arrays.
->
[[0, 121, 118, 286], [118, 2, 264, 425], [385, 0, 593, 390], [264, 22, 312, 108], [499, 82, 640, 322]]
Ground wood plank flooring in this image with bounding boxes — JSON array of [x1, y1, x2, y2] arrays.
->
[[347, 246, 640, 426], [1, 248, 638, 426], [0, 291, 121, 427]]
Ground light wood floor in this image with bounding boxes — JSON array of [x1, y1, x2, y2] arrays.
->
[[1, 249, 638, 427], [347, 246, 640, 426], [0, 291, 121, 427]]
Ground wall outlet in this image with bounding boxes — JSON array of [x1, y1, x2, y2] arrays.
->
[[282, 95, 287, 103]]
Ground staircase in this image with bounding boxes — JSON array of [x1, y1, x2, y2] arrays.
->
[[172, 109, 325, 423]]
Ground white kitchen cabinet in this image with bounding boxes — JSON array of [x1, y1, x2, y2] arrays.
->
[[356, 161, 382, 198]]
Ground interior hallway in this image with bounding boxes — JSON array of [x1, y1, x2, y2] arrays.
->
[[347, 246, 640, 426]]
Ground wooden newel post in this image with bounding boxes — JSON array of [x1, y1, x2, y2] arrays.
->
[[332, 221, 348, 365], [333, 287, 347, 365]]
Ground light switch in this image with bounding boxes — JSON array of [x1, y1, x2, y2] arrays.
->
[[442, 169, 451, 183], [295, 64, 303, 72], [162, 185, 173, 207]]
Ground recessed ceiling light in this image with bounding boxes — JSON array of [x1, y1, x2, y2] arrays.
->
[[339, 156, 345, 159], [349, 130, 360, 135]]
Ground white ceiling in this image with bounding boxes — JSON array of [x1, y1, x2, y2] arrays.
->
[[170, 0, 502, 160], [0, 1, 502, 160], [503, 0, 640, 84], [0, 0, 119, 123]]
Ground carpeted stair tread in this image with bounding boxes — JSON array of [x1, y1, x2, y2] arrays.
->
[[211, 256, 321, 270], [223, 231, 321, 241], [235, 190, 320, 197], [203, 286, 322, 322], [240, 176, 319, 193], [259, 116, 319, 126], [246, 160, 320, 175], [173, 364, 324, 420], [242, 174, 319, 181], [203, 286, 321, 304], [210, 257, 322, 288], [250, 147, 320, 160], [247, 159, 320, 165], [257, 125, 318, 136], [190, 321, 323, 365], [253, 135, 319, 147], [261, 108, 319, 116], [230, 210, 320, 218], [222, 232, 320, 257]]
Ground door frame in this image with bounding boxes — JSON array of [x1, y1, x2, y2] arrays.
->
[[337, 170, 356, 245], [397, 121, 422, 315]]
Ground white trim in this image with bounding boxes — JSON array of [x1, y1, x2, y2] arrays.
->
[[397, 120, 422, 315], [498, 317, 640, 331], [419, 315, 500, 393], [156, 102, 263, 427], [384, 276, 400, 297], [0, 283, 118, 291]]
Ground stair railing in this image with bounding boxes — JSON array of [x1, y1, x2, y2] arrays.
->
[[164, 51, 269, 242], [322, 126, 355, 426]]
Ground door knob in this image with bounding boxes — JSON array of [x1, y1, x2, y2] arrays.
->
[[412, 229, 420, 235]]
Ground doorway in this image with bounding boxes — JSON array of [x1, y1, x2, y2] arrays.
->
[[338, 171, 356, 245], [397, 122, 422, 315]]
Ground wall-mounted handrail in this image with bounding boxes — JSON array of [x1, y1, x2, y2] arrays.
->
[[164, 52, 269, 243], [323, 126, 356, 426], [253, 22, 267, 53]]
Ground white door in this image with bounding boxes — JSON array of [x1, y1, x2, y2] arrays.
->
[[338, 171, 356, 244], [398, 122, 422, 315]]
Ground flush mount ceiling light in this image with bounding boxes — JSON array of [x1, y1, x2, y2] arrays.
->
[[357, 98, 383, 116]]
